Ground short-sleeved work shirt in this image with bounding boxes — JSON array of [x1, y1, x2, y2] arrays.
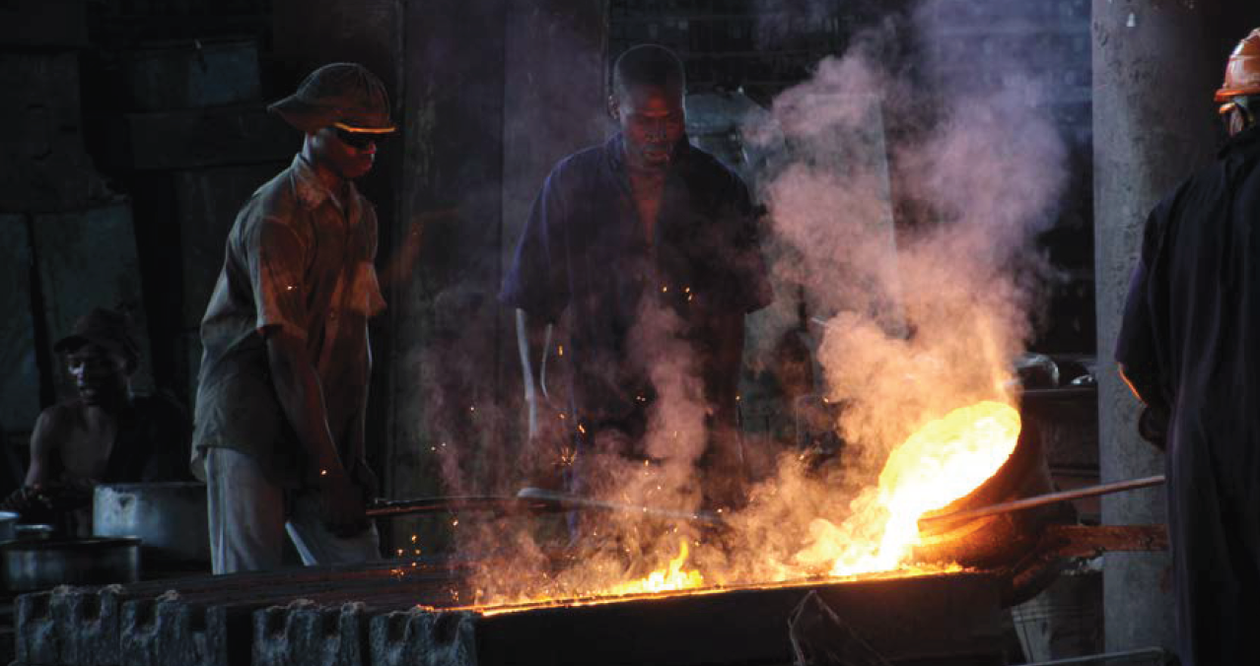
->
[[193, 154, 386, 486], [501, 134, 771, 441]]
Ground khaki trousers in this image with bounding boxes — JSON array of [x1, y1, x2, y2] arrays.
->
[[204, 447, 379, 574]]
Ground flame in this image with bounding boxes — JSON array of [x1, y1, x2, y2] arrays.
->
[[801, 400, 1021, 576], [604, 540, 704, 596], [456, 399, 1019, 611]]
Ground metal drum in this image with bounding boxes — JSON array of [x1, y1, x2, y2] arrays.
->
[[93, 482, 210, 566]]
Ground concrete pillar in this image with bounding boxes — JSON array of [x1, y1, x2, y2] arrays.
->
[[500, 0, 611, 450], [386, 0, 508, 553], [1092, 0, 1260, 654]]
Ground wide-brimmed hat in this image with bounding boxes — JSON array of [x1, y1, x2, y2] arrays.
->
[[268, 62, 396, 134], [53, 308, 141, 369]]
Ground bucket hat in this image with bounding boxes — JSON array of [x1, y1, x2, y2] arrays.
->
[[268, 62, 395, 134], [53, 308, 141, 369]]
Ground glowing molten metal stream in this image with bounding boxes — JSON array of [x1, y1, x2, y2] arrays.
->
[[817, 400, 1021, 576], [452, 400, 1020, 613]]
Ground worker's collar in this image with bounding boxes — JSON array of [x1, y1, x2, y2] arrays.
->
[[290, 153, 357, 212], [1221, 124, 1260, 158]]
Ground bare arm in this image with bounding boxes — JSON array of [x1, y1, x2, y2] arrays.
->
[[24, 409, 59, 488], [345, 326, 378, 499], [265, 330, 345, 480], [515, 308, 552, 439]]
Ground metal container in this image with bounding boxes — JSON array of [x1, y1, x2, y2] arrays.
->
[[0, 511, 18, 541], [14, 524, 53, 541], [93, 482, 209, 566], [0, 536, 140, 592], [916, 423, 1070, 569]]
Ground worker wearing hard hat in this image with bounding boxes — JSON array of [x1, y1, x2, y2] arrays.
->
[[1116, 28, 1260, 666]]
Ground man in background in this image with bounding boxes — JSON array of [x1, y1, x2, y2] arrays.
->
[[3, 308, 191, 535], [502, 44, 771, 512]]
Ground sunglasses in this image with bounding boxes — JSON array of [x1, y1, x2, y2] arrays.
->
[[334, 127, 381, 150]]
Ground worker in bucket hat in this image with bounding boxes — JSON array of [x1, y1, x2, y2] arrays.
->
[[194, 63, 393, 573]]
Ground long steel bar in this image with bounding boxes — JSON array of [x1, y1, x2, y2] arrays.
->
[[515, 487, 728, 527], [919, 475, 1166, 526], [1022, 647, 1168, 666], [366, 496, 556, 518]]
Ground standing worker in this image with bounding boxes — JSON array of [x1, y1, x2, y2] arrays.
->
[[501, 44, 771, 512], [194, 63, 392, 573], [1116, 28, 1260, 666]]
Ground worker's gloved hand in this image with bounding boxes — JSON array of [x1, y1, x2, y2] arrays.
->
[[316, 469, 369, 538]]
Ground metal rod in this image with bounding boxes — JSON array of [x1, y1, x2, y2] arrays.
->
[[919, 475, 1166, 526], [515, 487, 728, 527], [1021, 647, 1167, 666], [366, 496, 556, 518]]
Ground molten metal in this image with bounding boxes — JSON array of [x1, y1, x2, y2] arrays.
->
[[604, 539, 703, 596], [799, 401, 1021, 575], [463, 399, 1019, 612]]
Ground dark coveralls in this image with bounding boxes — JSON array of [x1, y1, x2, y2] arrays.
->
[[501, 133, 771, 500], [1116, 125, 1260, 666]]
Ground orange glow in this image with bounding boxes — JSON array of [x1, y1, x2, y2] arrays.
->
[[456, 399, 1018, 613], [429, 566, 964, 617], [604, 540, 703, 596], [798, 401, 1020, 576]]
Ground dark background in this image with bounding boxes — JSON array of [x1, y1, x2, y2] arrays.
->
[[0, 0, 1094, 553]]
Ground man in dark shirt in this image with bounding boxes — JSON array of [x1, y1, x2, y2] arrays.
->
[[194, 63, 391, 573], [502, 45, 771, 510], [1116, 28, 1260, 666], [3, 308, 192, 536]]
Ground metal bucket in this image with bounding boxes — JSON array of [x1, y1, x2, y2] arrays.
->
[[93, 482, 209, 566], [0, 511, 18, 542], [0, 537, 140, 592]]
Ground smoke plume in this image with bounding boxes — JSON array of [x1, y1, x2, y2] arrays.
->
[[460, 0, 1071, 601]]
